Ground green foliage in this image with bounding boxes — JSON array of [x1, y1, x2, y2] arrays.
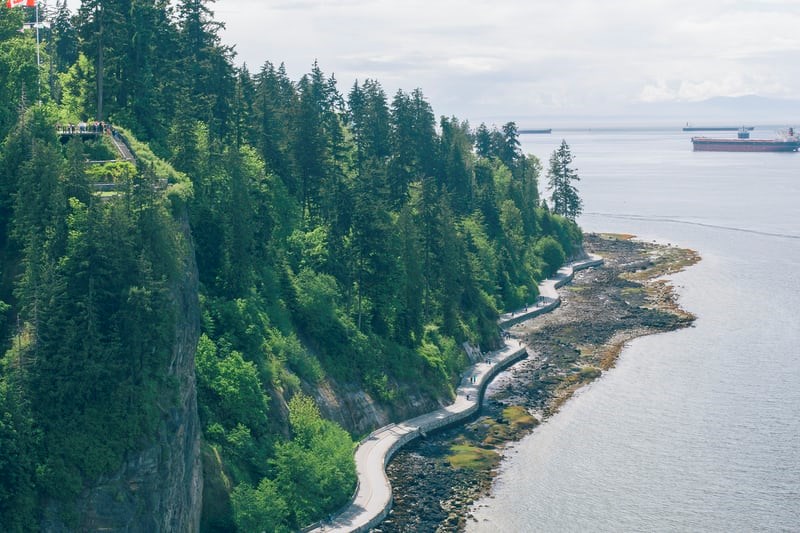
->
[[84, 160, 135, 183], [0, 11, 40, 139], [231, 478, 290, 533], [417, 325, 466, 392], [116, 126, 187, 186], [272, 394, 356, 528], [196, 335, 269, 436], [535, 236, 567, 278], [228, 394, 356, 532], [0, 379, 38, 532], [0, 113, 190, 517], [0, 5, 586, 529], [271, 332, 324, 384], [55, 53, 95, 124], [0, 300, 8, 331]]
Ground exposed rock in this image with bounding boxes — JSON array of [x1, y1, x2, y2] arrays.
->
[[382, 234, 700, 532], [313, 378, 448, 437]]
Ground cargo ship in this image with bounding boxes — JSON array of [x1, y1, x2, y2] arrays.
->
[[692, 128, 800, 152], [519, 128, 552, 134], [683, 125, 754, 132]]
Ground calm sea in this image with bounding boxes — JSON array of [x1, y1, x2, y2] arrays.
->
[[468, 127, 800, 532]]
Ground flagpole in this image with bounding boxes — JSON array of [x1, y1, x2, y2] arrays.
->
[[35, 0, 40, 99], [35, 1, 40, 69]]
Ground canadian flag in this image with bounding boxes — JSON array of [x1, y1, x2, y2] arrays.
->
[[6, 0, 36, 7]]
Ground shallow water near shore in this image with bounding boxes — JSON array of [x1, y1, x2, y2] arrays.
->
[[468, 128, 800, 531]]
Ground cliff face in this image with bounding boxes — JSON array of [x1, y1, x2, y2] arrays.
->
[[310, 345, 492, 437], [313, 379, 447, 437], [43, 211, 203, 533]]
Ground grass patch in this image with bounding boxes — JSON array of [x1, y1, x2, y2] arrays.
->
[[447, 444, 500, 470], [598, 233, 636, 241], [475, 405, 539, 446], [502, 405, 538, 428], [621, 287, 644, 296], [578, 366, 602, 380]]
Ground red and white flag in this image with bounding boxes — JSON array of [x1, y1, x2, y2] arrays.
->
[[6, 0, 36, 7]]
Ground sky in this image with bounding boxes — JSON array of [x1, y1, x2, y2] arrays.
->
[[69, 0, 800, 126]]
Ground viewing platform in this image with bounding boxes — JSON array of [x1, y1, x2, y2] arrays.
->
[[56, 124, 135, 163]]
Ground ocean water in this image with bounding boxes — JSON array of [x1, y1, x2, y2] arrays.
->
[[468, 128, 800, 532]]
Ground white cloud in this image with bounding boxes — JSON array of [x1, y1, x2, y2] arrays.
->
[[66, 0, 800, 122]]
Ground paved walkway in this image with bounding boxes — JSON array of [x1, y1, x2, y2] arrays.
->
[[109, 132, 135, 162], [307, 254, 603, 533], [498, 253, 603, 327]]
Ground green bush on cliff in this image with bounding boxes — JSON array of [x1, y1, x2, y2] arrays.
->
[[231, 478, 290, 533], [231, 394, 356, 532]]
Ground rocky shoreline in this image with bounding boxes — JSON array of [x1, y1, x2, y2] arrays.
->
[[378, 233, 700, 532]]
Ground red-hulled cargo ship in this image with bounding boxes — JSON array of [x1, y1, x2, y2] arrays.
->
[[692, 128, 800, 152]]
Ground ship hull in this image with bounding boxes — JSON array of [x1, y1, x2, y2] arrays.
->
[[683, 126, 754, 132], [692, 138, 800, 152]]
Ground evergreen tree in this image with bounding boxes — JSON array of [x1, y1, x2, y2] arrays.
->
[[176, 0, 235, 139], [474, 122, 493, 159], [48, 0, 78, 77], [395, 203, 424, 345], [349, 158, 397, 335], [0, 8, 39, 138], [439, 116, 474, 214], [388, 88, 437, 205], [253, 61, 296, 192], [75, 0, 121, 121], [347, 79, 391, 169], [547, 139, 583, 219], [497, 121, 521, 169]]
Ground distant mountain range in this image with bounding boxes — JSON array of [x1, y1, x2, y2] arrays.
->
[[512, 95, 800, 129], [640, 95, 800, 126]]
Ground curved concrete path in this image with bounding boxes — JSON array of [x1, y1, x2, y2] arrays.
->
[[307, 254, 603, 533]]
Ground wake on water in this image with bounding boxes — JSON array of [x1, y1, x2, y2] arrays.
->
[[586, 212, 800, 241]]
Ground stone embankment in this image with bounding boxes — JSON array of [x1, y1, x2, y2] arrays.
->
[[307, 254, 603, 533]]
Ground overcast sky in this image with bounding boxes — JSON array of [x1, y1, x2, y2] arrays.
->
[[71, 0, 800, 125]]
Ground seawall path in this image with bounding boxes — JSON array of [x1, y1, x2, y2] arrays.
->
[[307, 253, 603, 533]]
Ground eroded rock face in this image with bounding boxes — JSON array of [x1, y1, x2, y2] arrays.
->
[[313, 378, 447, 437], [43, 213, 203, 533]]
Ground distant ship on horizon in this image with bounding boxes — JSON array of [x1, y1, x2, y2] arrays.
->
[[683, 124, 755, 132], [518, 128, 552, 134]]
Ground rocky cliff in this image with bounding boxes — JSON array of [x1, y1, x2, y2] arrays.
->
[[42, 210, 203, 533], [313, 378, 448, 437]]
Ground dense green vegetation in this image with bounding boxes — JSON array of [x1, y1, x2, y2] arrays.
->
[[0, 2, 582, 531]]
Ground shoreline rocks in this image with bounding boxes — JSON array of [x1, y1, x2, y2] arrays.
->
[[380, 234, 700, 532]]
